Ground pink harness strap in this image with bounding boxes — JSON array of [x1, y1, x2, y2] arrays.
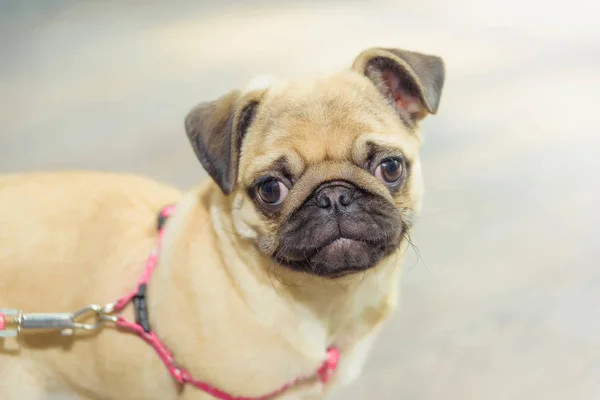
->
[[111, 204, 340, 400], [0, 313, 5, 331]]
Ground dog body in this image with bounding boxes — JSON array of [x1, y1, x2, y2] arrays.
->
[[0, 48, 444, 399], [0, 172, 396, 400]]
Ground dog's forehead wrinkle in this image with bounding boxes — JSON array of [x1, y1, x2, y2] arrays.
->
[[242, 146, 307, 182], [268, 156, 295, 179], [285, 117, 379, 164], [247, 74, 413, 167]]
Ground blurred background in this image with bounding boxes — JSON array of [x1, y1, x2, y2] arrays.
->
[[1, 1, 599, 399]]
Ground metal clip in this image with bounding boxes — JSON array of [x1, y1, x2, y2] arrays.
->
[[0, 308, 21, 338], [0, 304, 117, 337]]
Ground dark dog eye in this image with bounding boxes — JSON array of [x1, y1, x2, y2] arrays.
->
[[257, 178, 289, 205], [374, 158, 404, 184]]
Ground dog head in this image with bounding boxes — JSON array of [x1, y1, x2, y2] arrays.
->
[[185, 47, 445, 278]]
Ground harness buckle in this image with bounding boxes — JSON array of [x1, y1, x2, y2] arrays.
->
[[0, 304, 118, 337]]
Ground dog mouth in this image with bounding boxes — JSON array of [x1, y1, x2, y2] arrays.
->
[[274, 235, 394, 278]]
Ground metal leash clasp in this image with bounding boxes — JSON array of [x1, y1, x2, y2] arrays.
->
[[0, 308, 20, 338], [0, 304, 117, 337]]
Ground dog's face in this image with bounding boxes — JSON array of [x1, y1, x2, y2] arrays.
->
[[185, 48, 445, 278]]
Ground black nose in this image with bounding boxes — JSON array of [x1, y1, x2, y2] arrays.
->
[[314, 184, 356, 210]]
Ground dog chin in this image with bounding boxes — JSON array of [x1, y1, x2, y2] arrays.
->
[[275, 237, 395, 278]]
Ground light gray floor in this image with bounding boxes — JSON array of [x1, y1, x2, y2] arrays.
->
[[1, 1, 599, 399]]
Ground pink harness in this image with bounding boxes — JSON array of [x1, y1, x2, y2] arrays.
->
[[18, 204, 340, 400]]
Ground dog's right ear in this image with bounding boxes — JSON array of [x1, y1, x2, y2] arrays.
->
[[185, 91, 260, 195]]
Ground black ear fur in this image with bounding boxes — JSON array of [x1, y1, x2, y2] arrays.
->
[[184, 91, 259, 194]]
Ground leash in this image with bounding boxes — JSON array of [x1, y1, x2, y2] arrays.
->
[[0, 205, 339, 400]]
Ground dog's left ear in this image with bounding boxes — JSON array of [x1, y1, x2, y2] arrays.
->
[[352, 47, 445, 123], [185, 91, 260, 195]]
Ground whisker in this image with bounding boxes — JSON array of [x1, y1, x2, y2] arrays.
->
[[403, 230, 428, 271]]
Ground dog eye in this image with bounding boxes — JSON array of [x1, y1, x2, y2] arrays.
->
[[374, 158, 404, 184], [257, 178, 289, 205]]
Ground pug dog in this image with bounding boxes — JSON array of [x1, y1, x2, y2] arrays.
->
[[0, 47, 444, 400]]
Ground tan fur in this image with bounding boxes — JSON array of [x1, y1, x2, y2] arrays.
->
[[0, 47, 444, 399]]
